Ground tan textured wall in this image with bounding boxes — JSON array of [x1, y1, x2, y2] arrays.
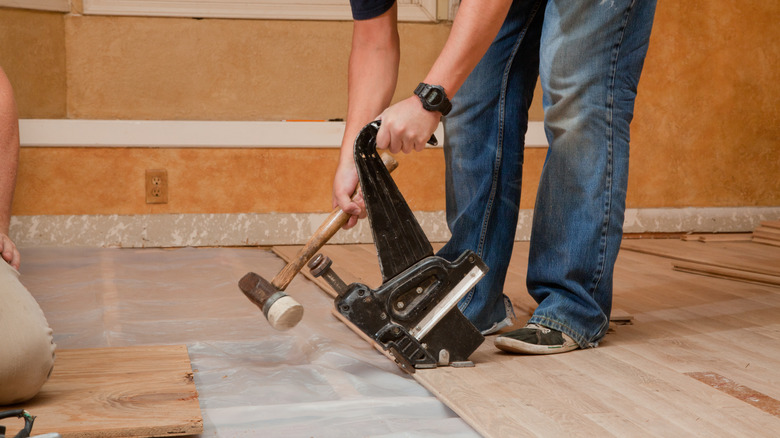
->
[[64, 16, 450, 121], [0, 9, 67, 118], [627, 1, 780, 208], [12, 146, 548, 215], [3, 2, 779, 217]]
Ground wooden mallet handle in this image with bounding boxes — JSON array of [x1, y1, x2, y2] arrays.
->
[[272, 153, 398, 290], [240, 153, 398, 331]]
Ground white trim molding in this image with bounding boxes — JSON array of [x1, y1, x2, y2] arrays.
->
[[10, 207, 780, 248], [0, 0, 70, 12], [82, 0, 438, 22], [19, 119, 548, 148]]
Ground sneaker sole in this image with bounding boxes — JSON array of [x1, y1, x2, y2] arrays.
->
[[494, 336, 579, 355]]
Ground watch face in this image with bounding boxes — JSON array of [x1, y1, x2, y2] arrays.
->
[[426, 89, 443, 105]]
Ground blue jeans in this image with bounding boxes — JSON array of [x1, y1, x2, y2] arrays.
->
[[439, 0, 657, 346]]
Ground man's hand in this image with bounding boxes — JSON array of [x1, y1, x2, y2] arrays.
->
[[332, 160, 366, 230], [0, 232, 20, 270], [376, 96, 441, 154]]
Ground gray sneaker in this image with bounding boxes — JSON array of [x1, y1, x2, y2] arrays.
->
[[494, 323, 579, 354]]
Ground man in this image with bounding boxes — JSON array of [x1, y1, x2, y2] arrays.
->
[[333, 0, 656, 354], [0, 66, 56, 405]]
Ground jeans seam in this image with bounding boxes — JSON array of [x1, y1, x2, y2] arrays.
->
[[590, 0, 635, 308], [477, 0, 545, 259], [463, 0, 544, 311], [458, 2, 542, 312]]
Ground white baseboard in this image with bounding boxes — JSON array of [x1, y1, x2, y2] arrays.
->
[[10, 207, 779, 248], [18, 119, 548, 148], [0, 0, 69, 12], [82, 0, 437, 22]]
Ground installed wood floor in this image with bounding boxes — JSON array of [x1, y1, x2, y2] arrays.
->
[[274, 238, 780, 437]]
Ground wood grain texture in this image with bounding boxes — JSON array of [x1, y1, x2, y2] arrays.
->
[[6, 345, 202, 438], [673, 260, 780, 286], [275, 240, 780, 437], [621, 239, 780, 277], [753, 221, 780, 247], [680, 233, 752, 242]]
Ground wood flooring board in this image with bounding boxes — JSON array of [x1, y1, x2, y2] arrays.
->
[[601, 345, 780, 434], [8, 345, 202, 438], [754, 226, 780, 237], [416, 347, 611, 438], [673, 260, 780, 286], [620, 239, 780, 277], [605, 345, 773, 435], [681, 233, 753, 242], [686, 371, 780, 418], [634, 330, 780, 400], [325, 244, 382, 287], [753, 237, 780, 247], [608, 310, 780, 410], [273, 240, 780, 437], [583, 412, 669, 438]]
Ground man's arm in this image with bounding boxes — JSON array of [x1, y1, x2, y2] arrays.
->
[[333, 3, 400, 229], [0, 67, 21, 270], [375, 0, 513, 153]]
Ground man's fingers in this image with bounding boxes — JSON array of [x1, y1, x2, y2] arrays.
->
[[0, 235, 9, 262], [10, 249, 20, 270], [0, 234, 20, 270], [376, 123, 391, 151], [343, 214, 359, 230]]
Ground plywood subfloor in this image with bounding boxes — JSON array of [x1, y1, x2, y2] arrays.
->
[[4, 345, 202, 438], [273, 240, 780, 437]]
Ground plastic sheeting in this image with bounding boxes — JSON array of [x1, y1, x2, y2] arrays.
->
[[19, 246, 479, 437]]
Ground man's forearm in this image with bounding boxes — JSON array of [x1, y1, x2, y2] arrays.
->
[[0, 67, 19, 235], [424, 0, 513, 97], [339, 4, 400, 164]]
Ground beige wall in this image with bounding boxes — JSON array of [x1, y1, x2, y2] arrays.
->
[[0, 9, 67, 118], [1, 2, 778, 217]]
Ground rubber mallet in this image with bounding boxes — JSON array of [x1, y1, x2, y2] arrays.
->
[[238, 153, 399, 330]]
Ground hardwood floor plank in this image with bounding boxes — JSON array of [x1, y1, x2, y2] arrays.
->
[[620, 239, 780, 277], [273, 239, 780, 437], [600, 345, 780, 435], [673, 260, 780, 286], [5, 345, 202, 438]]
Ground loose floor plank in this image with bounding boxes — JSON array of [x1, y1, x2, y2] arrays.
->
[[672, 260, 780, 286], [5, 345, 202, 438], [621, 239, 780, 277], [681, 233, 753, 242]]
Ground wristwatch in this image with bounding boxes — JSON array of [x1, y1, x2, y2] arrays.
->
[[414, 82, 452, 116]]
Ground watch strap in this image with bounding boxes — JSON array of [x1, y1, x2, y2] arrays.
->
[[414, 82, 452, 116]]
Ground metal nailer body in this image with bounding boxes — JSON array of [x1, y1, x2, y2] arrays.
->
[[312, 121, 487, 373]]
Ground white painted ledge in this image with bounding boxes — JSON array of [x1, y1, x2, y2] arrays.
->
[[82, 0, 438, 22], [0, 0, 69, 12], [10, 207, 780, 248], [19, 119, 548, 148]]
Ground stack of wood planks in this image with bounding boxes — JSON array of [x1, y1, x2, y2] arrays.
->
[[752, 220, 780, 247], [621, 231, 780, 287]]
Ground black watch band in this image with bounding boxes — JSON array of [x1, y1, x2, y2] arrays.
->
[[414, 82, 452, 116]]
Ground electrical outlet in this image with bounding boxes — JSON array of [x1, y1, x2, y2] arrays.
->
[[145, 169, 168, 204]]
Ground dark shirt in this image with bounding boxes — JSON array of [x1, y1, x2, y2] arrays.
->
[[350, 0, 395, 20]]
